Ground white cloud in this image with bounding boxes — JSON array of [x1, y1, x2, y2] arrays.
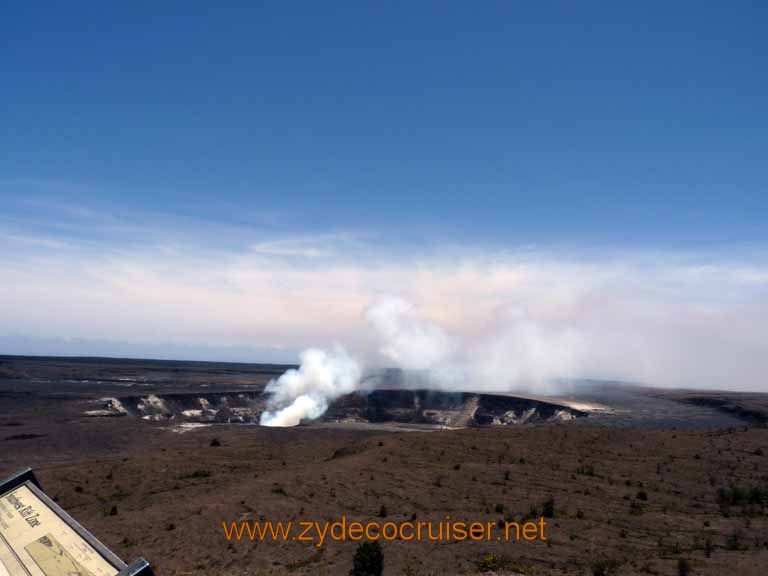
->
[[0, 232, 767, 391], [249, 232, 364, 259]]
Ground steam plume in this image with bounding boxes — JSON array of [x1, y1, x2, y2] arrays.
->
[[260, 297, 456, 426], [259, 347, 361, 427], [366, 296, 453, 370]]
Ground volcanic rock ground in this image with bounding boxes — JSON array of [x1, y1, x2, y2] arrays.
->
[[1, 356, 767, 575]]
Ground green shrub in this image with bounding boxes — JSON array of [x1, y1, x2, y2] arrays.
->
[[677, 558, 691, 576], [476, 554, 533, 575], [542, 496, 555, 518], [590, 558, 620, 576], [726, 529, 747, 551], [629, 500, 645, 515], [477, 553, 503, 572], [351, 541, 383, 576]]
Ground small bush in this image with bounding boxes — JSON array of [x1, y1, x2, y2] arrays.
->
[[351, 541, 383, 576], [591, 558, 620, 576], [477, 553, 503, 572], [726, 529, 747, 551], [677, 558, 691, 576], [636, 490, 648, 501], [180, 470, 211, 480], [717, 484, 767, 510], [718, 485, 748, 506], [542, 496, 555, 518], [476, 554, 532, 575], [525, 504, 539, 520]]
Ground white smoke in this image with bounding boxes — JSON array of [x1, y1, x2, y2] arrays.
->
[[457, 306, 585, 394], [259, 347, 361, 427], [362, 298, 586, 395], [365, 296, 453, 370], [261, 294, 598, 426], [260, 296, 456, 426]]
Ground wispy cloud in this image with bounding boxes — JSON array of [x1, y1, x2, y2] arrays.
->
[[249, 233, 366, 260], [0, 232, 70, 250]]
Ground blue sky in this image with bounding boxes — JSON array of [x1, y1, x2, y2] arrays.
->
[[2, 1, 766, 249], [1, 3, 768, 388]]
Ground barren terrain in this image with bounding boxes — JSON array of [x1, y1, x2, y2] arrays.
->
[[1, 356, 767, 575]]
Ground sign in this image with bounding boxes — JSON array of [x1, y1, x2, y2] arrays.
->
[[0, 469, 152, 576]]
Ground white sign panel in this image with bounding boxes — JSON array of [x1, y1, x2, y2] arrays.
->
[[0, 484, 118, 576]]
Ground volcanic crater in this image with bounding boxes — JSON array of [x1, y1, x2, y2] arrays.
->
[[87, 388, 588, 427]]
